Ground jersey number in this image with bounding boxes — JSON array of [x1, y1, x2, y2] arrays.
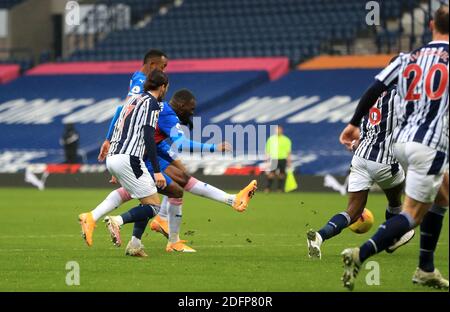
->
[[403, 63, 448, 101], [120, 105, 135, 130]]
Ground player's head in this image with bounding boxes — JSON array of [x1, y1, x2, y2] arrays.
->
[[170, 89, 196, 124], [144, 69, 169, 101], [276, 125, 283, 135], [430, 5, 449, 37], [143, 49, 168, 73], [388, 55, 399, 64]]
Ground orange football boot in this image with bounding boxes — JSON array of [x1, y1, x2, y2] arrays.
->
[[78, 212, 96, 246]]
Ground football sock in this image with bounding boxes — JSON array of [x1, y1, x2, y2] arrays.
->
[[419, 204, 447, 272], [132, 219, 149, 240], [359, 211, 415, 263], [121, 204, 158, 224], [318, 212, 351, 241], [168, 198, 183, 243], [385, 205, 401, 220], [158, 196, 169, 220], [130, 235, 141, 247], [184, 177, 235, 206], [91, 188, 130, 221]]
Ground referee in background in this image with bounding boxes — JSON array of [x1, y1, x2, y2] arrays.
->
[[264, 125, 292, 193]]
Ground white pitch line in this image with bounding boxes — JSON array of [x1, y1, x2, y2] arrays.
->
[[0, 242, 446, 253]]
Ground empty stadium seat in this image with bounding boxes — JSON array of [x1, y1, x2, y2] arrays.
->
[[67, 0, 408, 64]]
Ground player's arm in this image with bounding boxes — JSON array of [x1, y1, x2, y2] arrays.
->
[[172, 134, 231, 153], [144, 103, 166, 189], [340, 80, 387, 150], [162, 119, 231, 153], [340, 57, 401, 149], [98, 105, 123, 162]]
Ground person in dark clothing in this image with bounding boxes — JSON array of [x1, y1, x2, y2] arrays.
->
[[60, 123, 80, 163]]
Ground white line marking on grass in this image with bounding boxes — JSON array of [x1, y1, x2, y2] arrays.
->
[[0, 242, 442, 252]]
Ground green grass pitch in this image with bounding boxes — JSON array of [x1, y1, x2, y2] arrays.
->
[[0, 187, 447, 292]]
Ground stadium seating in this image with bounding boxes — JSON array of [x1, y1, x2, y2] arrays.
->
[[0, 58, 382, 175], [0, 63, 270, 167], [68, 0, 407, 64], [0, 0, 23, 8], [98, 0, 169, 23]]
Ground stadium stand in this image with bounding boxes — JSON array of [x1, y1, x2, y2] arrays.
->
[[68, 0, 408, 64], [0, 59, 276, 169], [0, 56, 383, 175], [0, 0, 23, 8], [0, 64, 20, 83], [98, 0, 170, 23]]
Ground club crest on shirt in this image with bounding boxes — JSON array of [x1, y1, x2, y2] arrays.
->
[[369, 107, 381, 126]]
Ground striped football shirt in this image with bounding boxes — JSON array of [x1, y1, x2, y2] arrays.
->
[[355, 84, 399, 164], [375, 41, 449, 154], [108, 92, 161, 159]]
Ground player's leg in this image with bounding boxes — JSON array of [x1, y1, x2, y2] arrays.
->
[[382, 181, 416, 253], [154, 177, 195, 252], [341, 143, 445, 290], [148, 157, 174, 237], [307, 156, 369, 259], [265, 171, 275, 193], [104, 154, 160, 256], [414, 171, 449, 289], [165, 164, 257, 212], [374, 163, 415, 253], [78, 186, 132, 246], [158, 141, 257, 211], [307, 191, 367, 259], [79, 159, 167, 246], [277, 159, 287, 192]]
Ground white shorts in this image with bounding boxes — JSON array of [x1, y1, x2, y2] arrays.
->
[[348, 156, 405, 192], [106, 154, 157, 199], [393, 142, 447, 203]]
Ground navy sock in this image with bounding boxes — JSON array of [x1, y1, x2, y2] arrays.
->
[[359, 212, 414, 263], [121, 204, 157, 224], [132, 219, 150, 240], [419, 205, 447, 272], [318, 212, 350, 241], [385, 205, 401, 220]]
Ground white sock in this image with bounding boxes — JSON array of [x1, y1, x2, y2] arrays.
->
[[168, 198, 183, 243], [185, 177, 236, 206], [112, 215, 124, 226], [91, 188, 131, 221], [158, 196, 169, 220], [130, 235, 141, 247]]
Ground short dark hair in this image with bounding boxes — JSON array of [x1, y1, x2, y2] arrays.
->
[[171, 89, 195, 105], [389, 55, 398, 64], [143, 49, 167, 65], [144, 69, 169, 91], [433, 5, 449, 35]]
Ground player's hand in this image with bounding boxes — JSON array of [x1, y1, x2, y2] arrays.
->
[[351, 139, 360, 152], [154, 172, 167, 189], [217, 142, 232, 152], [98, 140, 110, 162], [339, 124, 360, 151], [109, 175, 118, 184]]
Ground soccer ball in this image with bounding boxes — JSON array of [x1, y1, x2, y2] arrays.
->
[[349, 208, 374, 234]]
